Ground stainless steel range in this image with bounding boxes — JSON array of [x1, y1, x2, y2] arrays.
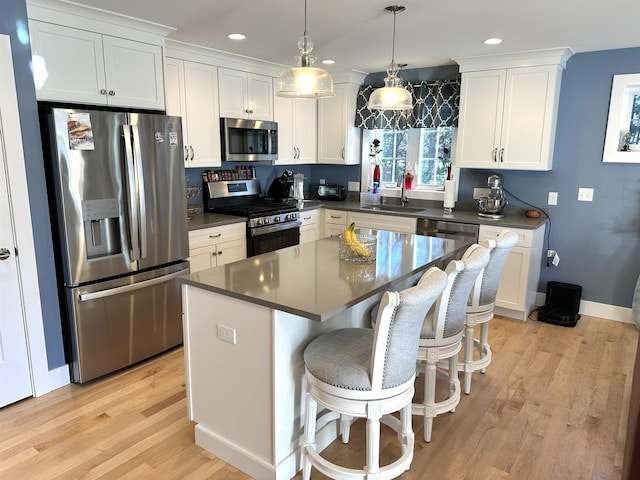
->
[[205, 179, 301, 257]]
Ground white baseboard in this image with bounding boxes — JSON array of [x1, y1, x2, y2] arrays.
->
[[37, 364, 70, 396], [535, 293, 633, 325]]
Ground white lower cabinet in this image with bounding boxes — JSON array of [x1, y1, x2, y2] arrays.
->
[[188, 223, 246, 272], [479, 225, 545, 321], [322, 209, 348, 238], [299, 209, 320, 244], [347, 212, 417, 234]]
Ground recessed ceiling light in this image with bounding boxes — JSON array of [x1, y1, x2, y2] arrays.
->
[[322, 59, 335, 65], [228, 33, 246, 40], [483, 37, 503, 45]]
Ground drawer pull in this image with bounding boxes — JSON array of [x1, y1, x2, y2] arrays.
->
[[210, 233, 222, 238]]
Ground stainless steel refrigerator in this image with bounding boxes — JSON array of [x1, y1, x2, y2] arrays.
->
[[41, 106, 189, 383]]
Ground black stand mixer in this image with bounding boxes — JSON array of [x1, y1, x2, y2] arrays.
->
[[478, 174, 507, 219]]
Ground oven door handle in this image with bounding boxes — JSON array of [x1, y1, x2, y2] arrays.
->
[[250, 220, 302, 236]]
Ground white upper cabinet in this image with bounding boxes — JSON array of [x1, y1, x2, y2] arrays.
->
[[454, 48, 573, 171], [165, 58, 221, 168], [274, 96, 317, 164], [29, 20, 165, 110], [317, 81, 363, 165], [218, 68, 273, 120]]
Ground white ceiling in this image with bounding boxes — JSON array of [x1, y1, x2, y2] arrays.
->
[[71, 0, 639, 74]]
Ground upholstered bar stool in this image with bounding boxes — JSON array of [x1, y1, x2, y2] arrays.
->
[[461, 229, 518, 394], [301, 267, 448, 480], [413, 244, 490, 442]]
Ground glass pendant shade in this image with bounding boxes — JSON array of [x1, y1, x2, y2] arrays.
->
[[276, 11, 335, 98], [368, 69, 412, 110], [277, 65, 335, 98]]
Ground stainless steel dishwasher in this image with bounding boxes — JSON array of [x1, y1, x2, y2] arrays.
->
[[416, 219, 479, 260], [417, 219, 479, 241]]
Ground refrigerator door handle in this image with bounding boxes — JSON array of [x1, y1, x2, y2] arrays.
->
[[130, 125, 148, 259], [123, 124, 141, 261], [77, 269, 187, 302]]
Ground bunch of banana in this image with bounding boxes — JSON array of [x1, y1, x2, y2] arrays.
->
[[341, 223, 371, 257]]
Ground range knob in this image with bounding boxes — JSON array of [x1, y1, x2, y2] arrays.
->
[[274, 216, 281, 223], [263, 218, 270, 225]]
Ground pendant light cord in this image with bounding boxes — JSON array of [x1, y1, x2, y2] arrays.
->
[[304, 0, 308, 36], [391, 9, 397, 65]]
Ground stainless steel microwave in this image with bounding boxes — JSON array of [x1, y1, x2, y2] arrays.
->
[[221, 117, 278, 162]]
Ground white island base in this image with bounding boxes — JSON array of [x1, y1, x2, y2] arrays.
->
[[183, 286, 383, 479]]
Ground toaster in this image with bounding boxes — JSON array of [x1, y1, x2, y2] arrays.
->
[[316, 184, 346, 201]]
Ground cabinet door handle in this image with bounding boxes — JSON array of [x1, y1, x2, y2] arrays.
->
[[212, 252, 217, 256], [492, 148, 498, 162], [0, 247, 11, 260], [100, 88, 108, 95], [184, 146, 189, 161], [190, 146, 195, 160], [245, 108, 254, 114], [209, 233, 222, 238], [499, 148, 505, 163], [341, 147, 345, 159], [217, 251, 223, 255], [108, 90, 115, 96], [330, 215, 341, 219]]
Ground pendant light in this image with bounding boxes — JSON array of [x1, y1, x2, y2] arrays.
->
[[368, 5, 412, 111], [276, 0, 335, 98]]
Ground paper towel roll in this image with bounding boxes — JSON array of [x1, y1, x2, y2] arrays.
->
[[443, 180, 456, 209]]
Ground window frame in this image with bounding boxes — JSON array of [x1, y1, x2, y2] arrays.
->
[[360, 128, 459, 202]]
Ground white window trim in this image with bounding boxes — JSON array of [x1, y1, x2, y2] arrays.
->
[[359, 130, 459, 203]]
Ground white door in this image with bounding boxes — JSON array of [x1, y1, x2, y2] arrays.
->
[[0, 123, 32, 408]]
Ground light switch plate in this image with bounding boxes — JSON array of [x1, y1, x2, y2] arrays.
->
[[548, 192, 558, 205], [577, 188, 594, 201], [348, 181, 360, 191]]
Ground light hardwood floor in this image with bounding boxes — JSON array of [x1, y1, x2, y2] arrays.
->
[[0, 314, 637, 480]]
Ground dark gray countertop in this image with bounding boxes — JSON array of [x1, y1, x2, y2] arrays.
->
[[187, 199, 547, 231], [187, 211, 246, 231], [181, 230, 470, 321]]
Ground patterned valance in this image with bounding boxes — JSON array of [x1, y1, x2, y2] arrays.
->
[[355, 79, 461, 130]]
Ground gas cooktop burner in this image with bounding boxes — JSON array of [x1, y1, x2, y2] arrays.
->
[[214, 203, 298, 219], [478, 212, 505, 220]]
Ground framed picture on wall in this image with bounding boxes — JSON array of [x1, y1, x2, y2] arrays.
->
[[603, 73, 640, 163]]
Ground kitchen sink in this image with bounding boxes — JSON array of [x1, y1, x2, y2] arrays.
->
[[360, 205, 426, 213]]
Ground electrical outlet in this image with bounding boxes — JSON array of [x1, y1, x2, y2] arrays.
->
[[548, 192, 558, 205], [348, 181, 360, 191], [547, 249, 556, 258], [217, 324, 237, 345], [552, 252, 560, 266], [577, 187, 594, 202], [473, 188, 490, 199], [319, 178, 326, 185]]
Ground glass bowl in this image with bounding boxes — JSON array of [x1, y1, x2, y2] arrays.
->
[[339, 233, 377, 263]]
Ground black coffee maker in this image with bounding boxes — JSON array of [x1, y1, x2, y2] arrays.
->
[[267, 170, 294, 201]]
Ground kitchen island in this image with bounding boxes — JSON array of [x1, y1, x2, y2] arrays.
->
[[180, 230, 469, 479]]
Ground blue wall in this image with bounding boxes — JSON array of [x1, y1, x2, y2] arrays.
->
[[457, 49, 640, 308], [3, 0, 65, 368]]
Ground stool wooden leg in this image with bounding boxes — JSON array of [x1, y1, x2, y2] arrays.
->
[[302, 392, 317, 480], [449, 354, 459, 412], [479, 322, 490, 373], [365, 416, 381, 477], [423, 359, 436, 442], [464, 322, 475, 394], [340, 414, 352, 443]]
